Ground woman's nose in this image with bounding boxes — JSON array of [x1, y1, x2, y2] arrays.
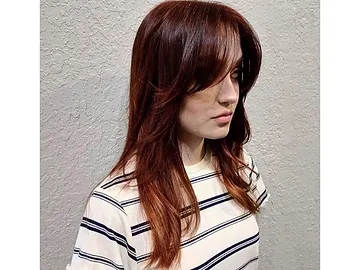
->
[[217, 74, 239, 105]]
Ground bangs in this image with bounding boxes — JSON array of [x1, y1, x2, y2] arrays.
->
[[186, 21, 243, 94]]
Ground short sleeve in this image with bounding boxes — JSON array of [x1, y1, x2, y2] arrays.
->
[[243, 149, 270, 209], [66, 189, 137, 270]]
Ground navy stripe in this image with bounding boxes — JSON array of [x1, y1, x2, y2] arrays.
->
[[190, 232, 260, 270], [73, 247, 124, 270], [181, 194, 232, 218], [137, 211, 253, 262], [131, 192, 233, 236], [92, 191, 126, 215], [81, 217, 137, 261], [190, 171, 218, 184], [197, 192, 230, 206], [101, 172, 134, 189], [102, 153, 256, 191], [131, 226, 151, 237], [102, 171, 219, 190], [120, 173, 222, 213], [181, 211, 252, 248], [82, 217, 136, 253], [181, 192, 231, 214], [131, 220, 148, 231], [249, 172, 261, 192], [103, 177, 257, 212], [120, 197, 140, 207], [257, 189, 268, 206], [101, 170, 255, 210], [236, 256, 259, 270], [249, 156, 256, 179], [246, 156, 262, 194]]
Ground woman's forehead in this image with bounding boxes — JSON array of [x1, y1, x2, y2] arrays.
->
[[224, 44, 243, 71], [222, 31, 243, 66]]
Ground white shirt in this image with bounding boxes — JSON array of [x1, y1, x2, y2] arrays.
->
[[66, 148, 270, 270]]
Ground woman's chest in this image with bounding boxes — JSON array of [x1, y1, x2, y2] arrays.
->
[[177, 199, 260, 270], [133, 199, 260, 270], [131, 176, 261, 269]]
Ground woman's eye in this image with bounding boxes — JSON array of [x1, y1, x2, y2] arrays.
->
[[231, 69, 240, 80]]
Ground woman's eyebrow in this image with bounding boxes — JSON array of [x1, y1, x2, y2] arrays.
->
[[231, 55, 244, 69], [235, 56, 244, 66]]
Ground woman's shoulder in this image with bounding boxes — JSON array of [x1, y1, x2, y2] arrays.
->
[[242, 148, 254, 167], [240, 148, 261, 184], [90, 170, 140, 212]]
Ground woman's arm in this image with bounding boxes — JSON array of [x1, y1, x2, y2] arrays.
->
[[66, 189, 136, 270]]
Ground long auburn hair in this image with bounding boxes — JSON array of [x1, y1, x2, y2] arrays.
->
[[106, 0, 262, 268]]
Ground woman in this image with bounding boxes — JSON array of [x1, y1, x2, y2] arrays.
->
[[67, 0, 270, 269]]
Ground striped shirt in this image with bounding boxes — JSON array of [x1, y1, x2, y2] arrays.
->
[[66, 148, 270, 270]]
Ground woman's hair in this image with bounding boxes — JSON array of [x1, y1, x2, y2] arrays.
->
[[107, 0, 262, 268]]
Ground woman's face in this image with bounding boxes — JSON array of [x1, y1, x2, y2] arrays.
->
[[178, 49, 242, 141]]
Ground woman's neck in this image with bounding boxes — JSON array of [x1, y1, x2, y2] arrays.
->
[[179, 136, 206, 167]]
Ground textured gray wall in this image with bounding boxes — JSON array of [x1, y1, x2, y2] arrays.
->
[[40, 0, 319, 269]]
